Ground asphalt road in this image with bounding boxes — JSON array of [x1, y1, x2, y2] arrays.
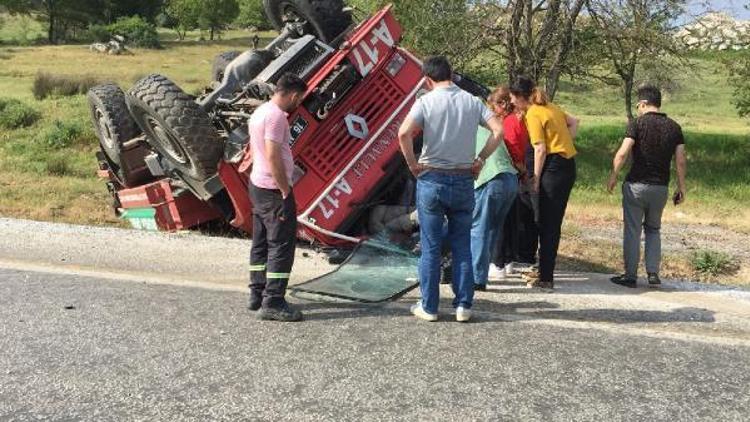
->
[[2, 267, 749, 421]]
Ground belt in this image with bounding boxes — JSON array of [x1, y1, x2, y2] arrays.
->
[[423, 167, 473, 175]]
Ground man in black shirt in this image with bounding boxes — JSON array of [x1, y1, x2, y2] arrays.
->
[[607, 85, 687, 288]]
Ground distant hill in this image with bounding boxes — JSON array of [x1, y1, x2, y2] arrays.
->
[[676, 12, 750, 50]]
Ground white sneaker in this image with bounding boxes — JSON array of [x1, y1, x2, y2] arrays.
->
[[504, 262, 515, 275], [488, 264, 506, 280], [411, 303, 438, 322], [456, 306, 472, 322]]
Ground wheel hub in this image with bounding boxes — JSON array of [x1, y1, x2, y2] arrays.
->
[[146, 116, 189, 165], [96, 109, 116, 150]]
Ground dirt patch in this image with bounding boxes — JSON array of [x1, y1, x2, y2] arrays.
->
[[561, 215, 749, 286]]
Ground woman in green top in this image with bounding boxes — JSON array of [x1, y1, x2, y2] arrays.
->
[[471, 86, 520, 290]]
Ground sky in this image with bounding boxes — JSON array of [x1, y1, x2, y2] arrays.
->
[[687, 0, 750, 19]]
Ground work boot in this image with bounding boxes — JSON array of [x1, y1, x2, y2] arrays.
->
[[247, 294, 262, 311], [610, 275, 637, 288], [258, 304, 303, 322], [647, 273, 662, 288]]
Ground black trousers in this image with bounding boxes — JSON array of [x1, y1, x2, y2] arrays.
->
[[249, 184, 297, 308], [494, 177, 539, 267], [538, 155, 576, 283]]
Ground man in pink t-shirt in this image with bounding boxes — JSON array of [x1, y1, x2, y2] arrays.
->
[[247, 74, 307, 322]]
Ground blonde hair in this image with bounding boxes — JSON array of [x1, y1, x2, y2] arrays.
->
[[487, 85, 514, 115], [530, 87, 549, 106]]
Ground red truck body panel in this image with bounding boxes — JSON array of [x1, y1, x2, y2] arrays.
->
[[113, 6, 424, 246]]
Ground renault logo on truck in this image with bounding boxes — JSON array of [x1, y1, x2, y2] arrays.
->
[[344, 114, 369, 139]]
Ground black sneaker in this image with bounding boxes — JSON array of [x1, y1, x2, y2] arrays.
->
[[474, 284, 487, 291], [247, 295, 262, 311], [647, 273, 661, 288], [610, 275, 637, 288], [257, 304, 303, 322]]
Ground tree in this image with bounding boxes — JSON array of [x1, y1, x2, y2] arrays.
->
[[197, 0, 239, 40], [235, 0, 270, 30], [585, 0, 687, 120], [1, 0, 107, 43], [166, 0, 199, 40], [103, 0, 165, 23], [729, 2, 750, 118], [388, 0, 486, 70], [167, 0, 239, 41]]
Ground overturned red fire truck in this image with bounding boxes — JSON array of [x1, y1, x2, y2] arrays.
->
[[88, 1, 488, 246]]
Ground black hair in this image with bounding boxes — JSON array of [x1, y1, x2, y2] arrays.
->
[[509, 76, 535, 99], [509, 76, 548, 105], [637, 84, 662, 108], [422, 56, 452, 82], [275, 73, 308, 94]]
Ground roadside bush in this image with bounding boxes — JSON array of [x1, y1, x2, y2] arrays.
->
[[45, 155, 72, 176], [38, 120, 84, 149], [107, 16, 161, 49], [32, 72, 101, 100], [0, 98, 41, 129], [691, 250, 739, 278]]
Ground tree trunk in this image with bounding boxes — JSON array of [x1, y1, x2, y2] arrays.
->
[[624, 78, 634, 122], [47, 11, 55, 44], [210, 27, 215, 41]]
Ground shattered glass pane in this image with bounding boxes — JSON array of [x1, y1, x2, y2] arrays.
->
[[291, 240, 419, 303]]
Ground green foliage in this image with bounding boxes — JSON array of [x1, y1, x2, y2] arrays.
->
[[387, 0, 484, 70], [197, 0, 239, 39], [1, 0, 109, 43], [235, 0, 270, 30], [729, 52, 750, 118], [106, 15, 161, 48], [105, 0, 165, 23], [32, 72, 100, 100], [166, 0, 239, 40], [691, 250, 738, 277], [0, 97, 40, 129], [38, 119, 84, 149], [86, 23, 111, 43]]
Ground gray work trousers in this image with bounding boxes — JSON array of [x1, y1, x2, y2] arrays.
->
[[622, 182, 668, 278]]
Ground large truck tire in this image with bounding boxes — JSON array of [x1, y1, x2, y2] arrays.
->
[[126, 74, 223, 181], [212, 50, 242, 82], [87, 83, 151, 187], [263, 0, 352, 44]]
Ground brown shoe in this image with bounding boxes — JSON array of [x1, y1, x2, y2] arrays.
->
[[527, 278, 553, 289], [522, 270, 540, 282]]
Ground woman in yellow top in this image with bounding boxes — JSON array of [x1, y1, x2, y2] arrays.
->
[[509, 77, 579, 290]]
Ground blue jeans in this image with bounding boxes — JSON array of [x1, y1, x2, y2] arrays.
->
[[416, 171, 475, 314], [471, 173, 519, 285]]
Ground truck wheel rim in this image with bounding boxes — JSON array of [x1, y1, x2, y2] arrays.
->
[[282, 5, 307, 25], [146, 116, 189, 165], [96, 109, 116, 150]]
